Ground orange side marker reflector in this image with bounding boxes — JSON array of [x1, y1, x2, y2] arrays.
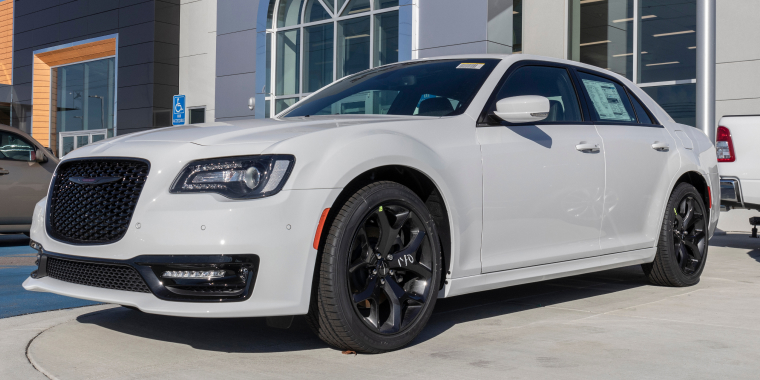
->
[[313, 208, 330, 250], [708, 186, 712, 208]]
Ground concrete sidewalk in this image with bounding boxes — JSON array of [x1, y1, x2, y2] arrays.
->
[[2, 233, 759, 379]]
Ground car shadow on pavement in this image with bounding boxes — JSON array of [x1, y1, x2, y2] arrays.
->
[[76, 265, 650, 353]]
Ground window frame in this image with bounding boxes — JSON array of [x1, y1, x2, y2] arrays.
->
[[573, 67, 663, 128], [0, 130, 37, 162], [477, 60, 592, 127]]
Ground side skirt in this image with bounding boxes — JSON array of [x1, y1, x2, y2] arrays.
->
[[444, 248, 655, 298]]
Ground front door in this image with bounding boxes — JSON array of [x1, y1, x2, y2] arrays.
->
[[478, 64, 606, 273], [0, 131, 53, 225], [575, 71, 680, 253]]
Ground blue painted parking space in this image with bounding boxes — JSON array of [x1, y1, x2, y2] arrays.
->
[[0, 234, 99, 318]]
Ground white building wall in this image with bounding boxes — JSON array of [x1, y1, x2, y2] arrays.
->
[[521, 0, 566, 59], [179, 0, 218, 122], [715, 0, 760, 125]]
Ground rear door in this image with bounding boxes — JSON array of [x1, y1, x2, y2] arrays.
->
[[0, 130, 52, 225], [574, 70, 680, 253], [478, 63, 606, 273]]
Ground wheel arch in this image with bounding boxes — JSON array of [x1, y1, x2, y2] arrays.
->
[[674, 171, 710, 213], [320, 165, 453, 289]]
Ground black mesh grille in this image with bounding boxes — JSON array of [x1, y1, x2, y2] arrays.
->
[[46, 257, 151, 293], [48, 159, 149, 244]]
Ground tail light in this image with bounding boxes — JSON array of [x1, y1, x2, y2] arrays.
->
[[716, 126, 735, 162]]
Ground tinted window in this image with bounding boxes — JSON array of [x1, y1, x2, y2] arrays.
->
[[487, 66, 583, 122], [0, 131, 35, 161], [284, 59, 500, 117], [577, 72, 636, 123], [629, 93, 655, 124]]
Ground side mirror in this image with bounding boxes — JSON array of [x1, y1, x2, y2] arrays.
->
[[493, 95, 550, 123], [34, 148, 48, 163]]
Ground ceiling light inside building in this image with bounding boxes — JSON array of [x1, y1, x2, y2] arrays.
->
[[646, 61, 679, 66], [653, 30, 695, 37]]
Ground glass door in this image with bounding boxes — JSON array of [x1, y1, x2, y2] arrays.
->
[[59, 129, 107, 157]]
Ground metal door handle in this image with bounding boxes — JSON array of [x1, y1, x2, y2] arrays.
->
[[0, 168, 8, 175], [651, 142, 669, 152], [576, 143, 600, 153]]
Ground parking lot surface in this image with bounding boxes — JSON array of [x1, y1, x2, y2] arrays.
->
[[1, 232, 759, 379]]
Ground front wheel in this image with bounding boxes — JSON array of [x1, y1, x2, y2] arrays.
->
[[307, 181, 442, 353], [643, 183, 708, 287]]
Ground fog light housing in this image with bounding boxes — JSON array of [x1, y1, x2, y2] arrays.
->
[[162, 270, 226, 279], [29, 240, 42, 251]]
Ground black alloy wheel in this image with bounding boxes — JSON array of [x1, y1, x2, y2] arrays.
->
[[671, 195, 706, 275], [307, 181, 442, 353], [643, 182, 708, 287], [347, 204, 434, 334]]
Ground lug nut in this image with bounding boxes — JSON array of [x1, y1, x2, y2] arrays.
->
[[380, 278, 385, 285], [386, 254, 393, 260], [389, 270, 395, 275], [372, 268, 377, 275], [376, 254, 383, 260]]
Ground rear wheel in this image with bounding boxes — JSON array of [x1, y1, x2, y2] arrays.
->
[[307, 181, 441, 353], [643, 183, 708, 287]]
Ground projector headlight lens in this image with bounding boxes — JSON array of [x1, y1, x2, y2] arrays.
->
[[171, 155, 294, 199]]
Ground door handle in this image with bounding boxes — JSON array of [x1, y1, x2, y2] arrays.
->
[[576, 143, 600, 153], [0, 168, 9, 175], [651, 142, 669, 152]]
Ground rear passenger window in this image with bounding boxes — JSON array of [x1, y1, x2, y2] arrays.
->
[[577, 72, 636, 123], [488, 66, 583, 123], [628, 93, 655, 124]]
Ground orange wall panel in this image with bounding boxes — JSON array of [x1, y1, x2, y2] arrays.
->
[[0, 0, 13, 85]]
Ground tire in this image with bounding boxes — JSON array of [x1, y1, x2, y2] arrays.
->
[[306, 181, 442, 353], [643, 183, 708, 287]]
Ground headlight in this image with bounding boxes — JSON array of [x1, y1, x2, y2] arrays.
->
[[170, 155, 295, 199]]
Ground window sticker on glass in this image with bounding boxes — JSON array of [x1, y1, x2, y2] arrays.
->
[[582, 79, 633, 121], [457, 63, 485, 69]]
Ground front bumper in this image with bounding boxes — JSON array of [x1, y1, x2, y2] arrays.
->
[[23, 188, 338, 318]]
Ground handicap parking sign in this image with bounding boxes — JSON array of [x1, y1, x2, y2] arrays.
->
[[173, 95, 186, 125]]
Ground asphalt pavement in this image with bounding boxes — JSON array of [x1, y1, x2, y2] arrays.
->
[[0, 234, 98, 318], [1, 232, 759, 379]]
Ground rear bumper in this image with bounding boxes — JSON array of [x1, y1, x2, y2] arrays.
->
[[720, 177, 760, 211]]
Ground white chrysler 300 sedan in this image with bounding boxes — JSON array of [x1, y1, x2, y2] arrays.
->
[[24, 55, 719, 353]]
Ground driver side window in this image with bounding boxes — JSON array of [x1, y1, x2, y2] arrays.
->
[[0, 131, 35, 162], [488, 66, 583, 123]]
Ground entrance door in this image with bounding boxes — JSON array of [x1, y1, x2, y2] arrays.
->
[[575, 71, 680, 253], [478, 64, 606, 273]]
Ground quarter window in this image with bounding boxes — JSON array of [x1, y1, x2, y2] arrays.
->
[[577, 72, 636, 123], [628, 93, 655, 124], [488, 66, 583, 123]]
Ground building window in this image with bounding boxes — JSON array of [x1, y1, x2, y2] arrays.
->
[[568, 0, 696, 126], [190, 108, 206, 124], [265, 0, 400, 117], [54, 57, 116, 156]]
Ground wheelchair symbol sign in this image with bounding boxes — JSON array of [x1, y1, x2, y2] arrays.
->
[[173, 95, 186, 125]]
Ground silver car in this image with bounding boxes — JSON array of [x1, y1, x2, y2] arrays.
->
[[0, 124, 58, 234]]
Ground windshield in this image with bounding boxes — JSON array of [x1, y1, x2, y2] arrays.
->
[[283, 59, 501, 118]]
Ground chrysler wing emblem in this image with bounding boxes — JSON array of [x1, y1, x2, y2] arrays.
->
[[68, 176, 122, 185]]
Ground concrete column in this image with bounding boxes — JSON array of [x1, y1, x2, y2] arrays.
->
[[522, 0, 566, 59], [696, 0, 716, 141]]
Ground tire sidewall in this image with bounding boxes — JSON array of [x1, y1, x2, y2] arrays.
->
[[327, 183, 441, 351]]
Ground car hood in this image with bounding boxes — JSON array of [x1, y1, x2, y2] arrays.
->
[[105, 115, 424, 147]]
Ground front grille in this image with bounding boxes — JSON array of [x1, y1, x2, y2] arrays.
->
[[48, 159, 149, 244], [46, 257, 151, 293]]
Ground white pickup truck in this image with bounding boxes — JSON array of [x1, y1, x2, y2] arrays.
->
[[717, 115, 760, 217]]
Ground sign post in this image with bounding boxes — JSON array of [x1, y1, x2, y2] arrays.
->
[[172, 95, 186, 126]]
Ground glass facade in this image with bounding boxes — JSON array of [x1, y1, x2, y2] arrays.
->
[[266, 0, 400, 116], [54, 57, 115, 156], [568, 0, 697, 126]]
